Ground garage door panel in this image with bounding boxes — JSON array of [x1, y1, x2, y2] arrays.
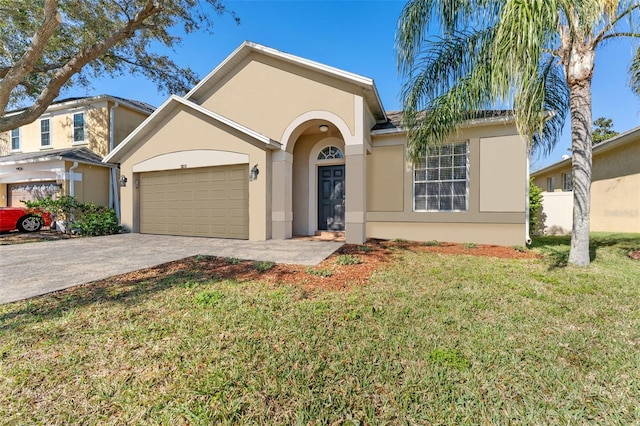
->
[[140, 164, 249, 239]]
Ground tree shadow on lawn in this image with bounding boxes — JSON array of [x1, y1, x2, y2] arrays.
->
[[530, 233, 640, 269], [0, 256, 225, 329]]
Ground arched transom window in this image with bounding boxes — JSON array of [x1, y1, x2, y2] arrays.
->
[[317, 146, 344, 160]]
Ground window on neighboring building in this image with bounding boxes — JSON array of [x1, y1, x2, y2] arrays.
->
[[546, 177, 554, 192], [317, 146, 343, 160], [40, 119, 51, 147], [414, 141, 468, 211], [562, 172, 573, 191], [73, 112, 85, 143], [11, 128, 20, 150]]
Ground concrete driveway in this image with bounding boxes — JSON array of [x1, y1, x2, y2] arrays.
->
[[0, 233, 343, 305]]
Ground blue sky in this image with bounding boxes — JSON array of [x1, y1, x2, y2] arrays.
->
[[67, 0, 640, 170]]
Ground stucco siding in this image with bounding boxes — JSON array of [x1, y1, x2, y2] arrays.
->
[[197, 54, 356, 141], [366, 222, 524, 246], [71, 162, 110, 206], [532, 133, 640, 233], [113, 105, 150, 150], [591, 174, 640, 232], [479, 135, 527, 212], [367, 145, 404, 212], [365, 124, 527, 245]]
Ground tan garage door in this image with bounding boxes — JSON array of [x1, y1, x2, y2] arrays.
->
[[139, 165, 249, 239]]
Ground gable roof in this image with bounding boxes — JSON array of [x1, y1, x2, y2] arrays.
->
[[103, 95, 281, 164], [0, 147, 108, 168], [185, 41, 387, 123], [531, 124, 640, 176]]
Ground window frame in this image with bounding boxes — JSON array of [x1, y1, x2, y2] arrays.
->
[[546, 177, 554, 192], [73, 112, 85, 144], [10, 128, 20, 151], [317, 146, 344, 160], [413, 141, 469, 212], [40, 118, 51, 148], [562, 172, 573, 191]]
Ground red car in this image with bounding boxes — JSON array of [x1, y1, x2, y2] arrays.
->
[[0, 207, 52, 233]]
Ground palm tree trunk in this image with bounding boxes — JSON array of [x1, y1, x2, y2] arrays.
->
[[568, 79, 592, 266]]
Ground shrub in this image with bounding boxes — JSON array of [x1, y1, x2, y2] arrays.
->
[[72, 207, 121, 236], [25, 196, 122, 236], [336, 254, 361, 265], [253, 260, 275, 272], [306, 267, 333, 277], [463, 242, 477, 249], [422, 240, 440, 247], [529, 178, 546, 237]]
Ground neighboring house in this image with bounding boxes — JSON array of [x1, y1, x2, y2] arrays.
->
[[532, 125, 640, 234], [0, 95, 154, 209], [104, 42, 529, 245]]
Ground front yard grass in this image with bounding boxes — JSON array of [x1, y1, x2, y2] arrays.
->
[[1, 234, 639, 424]]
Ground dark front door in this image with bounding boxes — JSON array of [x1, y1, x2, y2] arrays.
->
[[318, 165, 345, 231]]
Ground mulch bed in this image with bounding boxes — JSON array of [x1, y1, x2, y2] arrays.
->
[[101, 238, 540, 293]]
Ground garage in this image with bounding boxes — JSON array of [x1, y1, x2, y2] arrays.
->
[[139, 164, 249, 239], [8, 182, 62, 207]]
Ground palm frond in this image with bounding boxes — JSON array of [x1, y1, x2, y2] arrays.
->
[[631, 45, 640, 95]]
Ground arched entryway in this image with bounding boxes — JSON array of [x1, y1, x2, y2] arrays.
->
[[272, 110, 368, 244]]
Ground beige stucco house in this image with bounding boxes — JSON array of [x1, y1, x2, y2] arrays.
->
[[0, 95, 153, 209], [105, 42, 529, 245], [532, 125, 640, 234]]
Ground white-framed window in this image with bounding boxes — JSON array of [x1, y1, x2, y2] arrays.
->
[[546, 177, 554, 192], [73, 112, 85, 143], [40, 119, 51, 147], [11, 128, 20, 150], [317, 146, 343, 160], [414, 141, 469, 212], [562, 172, 573, 191]]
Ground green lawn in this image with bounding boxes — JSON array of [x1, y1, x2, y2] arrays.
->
[[1, 234, 639, 424]]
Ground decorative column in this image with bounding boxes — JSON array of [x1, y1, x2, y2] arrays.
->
[[271, 149, 293, 239], [345, 143, 367, 244]]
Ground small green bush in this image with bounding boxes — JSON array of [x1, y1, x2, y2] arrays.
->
[[512, 245, 527, 253], [336, 254, 361, 265], [306, 267, 333, 277], [225, 257, 242, 265], [422, 240, 440, 247], [71, 207, 121, 236], [529, 178, 546, 237], [357, 245, 373, 252], [253, 260, 275, 272], [463, 242, 477, 249]]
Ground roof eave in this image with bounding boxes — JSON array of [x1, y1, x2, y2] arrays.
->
[[103, 95, 280, 164], [185, 41, 387, 121]]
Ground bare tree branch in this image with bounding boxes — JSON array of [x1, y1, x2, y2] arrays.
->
[[0, 0, 62, 114], [0, 0, 163, 132]]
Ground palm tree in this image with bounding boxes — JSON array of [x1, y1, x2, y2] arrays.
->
[[397, 0, 640, 266]]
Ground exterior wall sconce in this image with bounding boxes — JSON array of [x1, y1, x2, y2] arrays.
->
[[319, 124, 329, 132], [249, 164, 259, 181], [119, 175, 128, 187]]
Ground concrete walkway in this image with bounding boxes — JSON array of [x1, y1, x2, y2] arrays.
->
[[0, 233, 343, 304]]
